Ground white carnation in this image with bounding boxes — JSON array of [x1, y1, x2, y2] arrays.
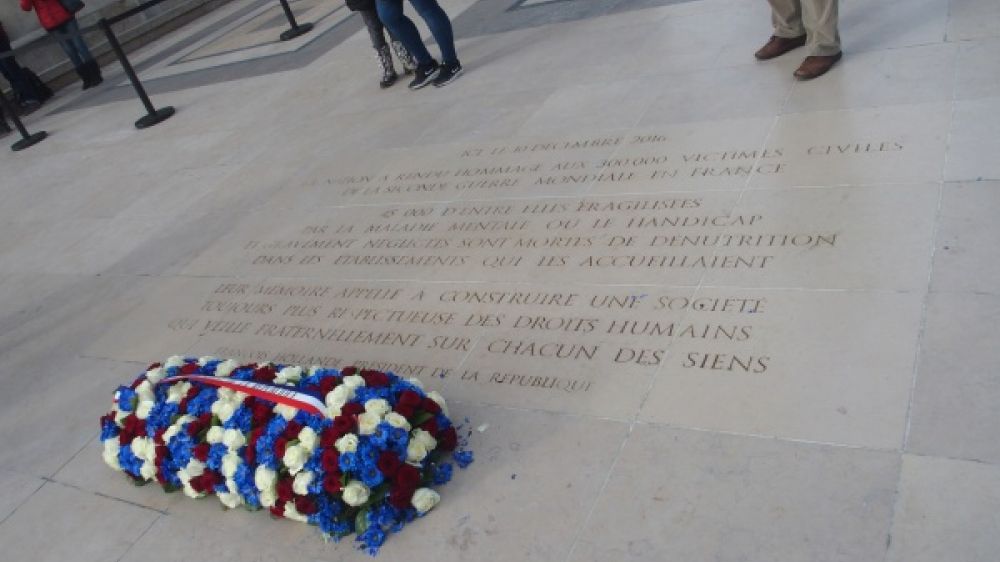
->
[[135, 400, 155, 420], [254, 466, 277, 491], [335, 433, 359, 454], [293, 471, 314, 495], [140, 461, 157, 481], [357, 412, 381, 436], [282, 502, 309, 523], [218, 491, 243, 509], [274, 404, 298, 421], [206, 426, 225, 444], [364, 398, 391, 417], [326, 384, 353, 409], [275, 366, 303, 385], [221, 451, 241, 479], [427, 390, 449, 416], [166, 382, 191, 404], [145, 367, 165, 385], [222, 428, 246, 450], [215, 359, 238, 378], [164, 356, 185, 368], [412, 428, 437, 451], [282, 444, 309, 475], [406, 440, 429, 463], [259, 486, 277, 508], [298, 427, 318, 451], [102, 439, 121, 471], [342, 481, 370, 507], [342, 375, 365, 389], [385, 412, 411, 430], [217, 400, 238, 423]]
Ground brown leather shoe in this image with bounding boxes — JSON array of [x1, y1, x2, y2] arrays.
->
[[793, 52, 843, 80], [754, 35, 807, 60]]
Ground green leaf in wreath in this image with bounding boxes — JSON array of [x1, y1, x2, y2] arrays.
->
[[355, 509, 370, 534], [412, 411, 434, 427]]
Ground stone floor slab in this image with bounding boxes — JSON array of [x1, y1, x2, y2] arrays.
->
[[929, 181, 1000, 293]]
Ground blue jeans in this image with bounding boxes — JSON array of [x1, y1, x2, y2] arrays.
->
[[52, 19, 94, 69], [375, 0, 457, 67]]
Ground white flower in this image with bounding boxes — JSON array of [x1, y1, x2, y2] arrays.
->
[[234, 391, 248, 402], [163, 416, 191, 444], [384, 412, 411, 431], [298, 427, 318, 452], [178, 459, 205, 484], [217, 387, 236, 402], [274, 404, 298, 421], [221, 451, 241, 479], [182, 483, 202, 499], [282, 502, 309, 523], [140, 461, 157, 481], [254, 466, 277, 491], [275, 366, 303, 385], [114, 409, 129, 425], [198, 356, 218, 366], [131, 436, 155, 463], [215, 359, 238, 378], [343, 375, 365, 389], [326, 405, 342, 418], [259, 486, 277, 507], [226, 479, 240, 495], [136, 381, 155, 403], [412, 428, 437, 451], [326, 384, 353, 409], [145, 367, 165, 385], [406, 377, 425, 390], [365, 399, 391, 417], [222, 428, 246, 450], [342, 481, 370, 507], [357, 412, 381, 436], [165, 356, 185, 368], [206, 426, 225, 444], [411, 488, 440, 514], [427, 391, 449, 416], [406, 440, 429, 463], [135, 400, 155, 420], [293, 471, 314, 495], [166, 382, 191, 404], [283, 444, 309, 475], [335, 433, 359, 454], [217, 400, 238, 423], [102, 440, 121, 471], [218, 491, 243, 509]]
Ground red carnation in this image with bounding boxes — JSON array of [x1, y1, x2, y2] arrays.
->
[[377, 451, 402, 477], [342, 403, 364, 417], [398, 390, 422, 408], [154, 445, 168, 464], [253, 365, 277, 383], [283, 421, 304, 439], [153, 429, 167, 445], [321, 449, 340, 473], [192, 443, 211, 462], [294, 496, 318, 515], [341, 367, 357, 377], [274, 437, 288, 460], [118, 431, 133, 446], [331, 415, 356, 437], [270, 503, 285, 518], [251, 401, 272, 425], [439, 426, 458, 451], [323, 472, 343, 494], [320, 427, 337, 448], [319, 377, 339, 396], [180, 362, 199, 375], [276, 478, 294, 503], [361, 370, 389, 387], [421, 398, 442, 415], [388, 486, 415, 510], [394, 403, 416, 418], [419, 418, 440, 436], [185, 386, 201, 401], [395, 464, 421, 490]]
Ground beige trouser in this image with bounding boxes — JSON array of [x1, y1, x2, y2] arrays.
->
[[768, 0, 841, 56]]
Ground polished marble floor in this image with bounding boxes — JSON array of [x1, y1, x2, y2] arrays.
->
[[1, 0, 999, 560]]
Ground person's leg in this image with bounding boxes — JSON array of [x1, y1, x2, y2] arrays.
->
[[800, 0, 840, 56], [53, 23, 85, 69], [769, 0, 806, 38], [63, 19, 96, 64], [361, 9, 399, 88], [375, 0, 433, 66], [360, 9, 389, 50], [406, 0, 457, 65]]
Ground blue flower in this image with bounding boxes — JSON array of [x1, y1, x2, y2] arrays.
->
[[432, 462, 453, 485], [453, 450, 474, 469], [117, 445, 143, 477], [206, 444, 227, 471], [186, 388, 218, 416], [435, 413, 452, 430], [100, 419, 119, 441], [167, 432, 194, 467], [145, 402, 178, 435], [224, 406, 252, 432], [231, 367, 254, 381], [116, 386, 137, 412], [358, 526, 386, 556], [361, 465, 384, 487], [339, 452, 358, 472]]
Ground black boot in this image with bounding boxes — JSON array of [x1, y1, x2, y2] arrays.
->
[[74, 64, 90, 89], [377, 44, 397, 89], [0, 118, 12, 138], [80, 60, 103, 90]]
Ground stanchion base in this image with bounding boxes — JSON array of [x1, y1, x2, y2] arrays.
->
[[280, 22, 314, 41], [135, 106, 176, 129], [11, 131, 48, 152]]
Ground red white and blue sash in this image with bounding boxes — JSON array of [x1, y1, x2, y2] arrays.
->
[[157, 374, 327, 417]]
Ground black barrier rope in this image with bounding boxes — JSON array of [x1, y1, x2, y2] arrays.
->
[[98, 18, 175, 129], [0, 87, 47, 151], [277, 0, 314, 41]]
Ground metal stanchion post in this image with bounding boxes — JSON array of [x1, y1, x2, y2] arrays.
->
[[98, 18, 175, 129], [277, 0, 314, 41], [0, 87, 47, 151]]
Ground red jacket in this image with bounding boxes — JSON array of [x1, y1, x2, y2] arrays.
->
[[21, 0, 73, 32]]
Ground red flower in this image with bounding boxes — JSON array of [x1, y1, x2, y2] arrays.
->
[[118, 430, 134, 446], [283, 421, 304, 439], [180, 363, 199, 375], [421, 398, 442, 415], [192, 443, 211, 462], [377, 451, 402, 477], [253, 365, 277, 383], [319, 377, 339, 396], [360, 370, 389, 387], [342, 403, 364, 417], [323, 472, 343, 494], [274, 437, 289, 461], [331, 415, 356, 437], [439, 427, 458, 451], [389, 486, 415, 510], [393, 403, 416, 418], [395, 464, 421, 490], [276, 478, 294, 503], [294, 496, 318, 515], [185, 386, 201, 401], [341, 367, 357, 377], [320, 427, 337, 448], [251, 401, 272, 425], [154, 445, 168, 464], [321, 449, 340, 473], [398, 390, 422, 408], [303, 384, 321, 396], [270, 503, 285, 518], [419, 418, 440, 437]]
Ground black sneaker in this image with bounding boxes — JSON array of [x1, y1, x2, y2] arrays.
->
[[433, 62, 463, 87], [408, 61, 440, 90]]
